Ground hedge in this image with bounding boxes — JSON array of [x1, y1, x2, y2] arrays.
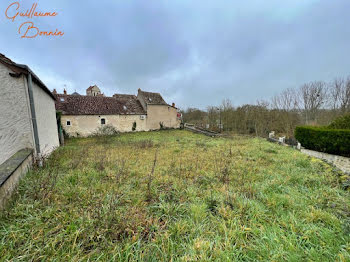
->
[[328, 114, 350, 129], [295, 126, 350, 157]]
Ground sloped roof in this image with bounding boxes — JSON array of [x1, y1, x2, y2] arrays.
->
[[87, 85, 100, 91], [55, 94, 146, 115], [113, 94, 136, 99], [0, 53, 55, 100], [139, 90, 168, 105]]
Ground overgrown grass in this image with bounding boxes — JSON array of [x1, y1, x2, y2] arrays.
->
[[0, 130, 349, 261]]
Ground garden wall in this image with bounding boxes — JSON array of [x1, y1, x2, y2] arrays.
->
[[301, 148, 350, 174]]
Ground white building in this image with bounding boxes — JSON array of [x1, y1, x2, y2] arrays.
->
[[0, 53, 59, 165]]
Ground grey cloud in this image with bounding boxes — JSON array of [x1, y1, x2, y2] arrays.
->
[[1, 0, 350, 109]]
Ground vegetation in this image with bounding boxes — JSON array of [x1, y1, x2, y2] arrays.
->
[[1, 130, 349, 261], [329, 114, 350, 130], [183, 76, 350, 138], [295, 126, 350, 157], [93, 124, 119, 136]]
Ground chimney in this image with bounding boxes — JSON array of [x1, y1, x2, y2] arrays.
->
[[63, 89, 67, 95], [172, 102, 175, 107], [52, 89, 57, 94]]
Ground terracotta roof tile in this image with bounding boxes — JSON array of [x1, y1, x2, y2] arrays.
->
[[55, 94, 146, 115], [139, 90, 168, 105]]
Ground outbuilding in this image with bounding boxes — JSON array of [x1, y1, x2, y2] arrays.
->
[[0, 53, 59, 207]]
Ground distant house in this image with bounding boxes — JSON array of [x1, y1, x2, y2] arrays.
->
[[0, 53, 60, 165], [54, 87, 181, 136], [136, 88, 180, 130], [86, 85, 104, 96]]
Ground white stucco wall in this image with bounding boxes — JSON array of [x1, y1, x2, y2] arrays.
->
[[0, 63, 34, 165], [61, 114, 147, 136], [32, 81, 59, 156]]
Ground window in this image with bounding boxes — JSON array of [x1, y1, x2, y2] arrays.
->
[[101, 118, 106, 125], [60, 97, 65, 102], [66, 120, 71, 126]]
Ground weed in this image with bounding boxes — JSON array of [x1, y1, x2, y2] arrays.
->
[[136, 139, 154, 149], [146, 149, 158, 202], [115, 159, 128, 182], [206, 198, 219, 215]]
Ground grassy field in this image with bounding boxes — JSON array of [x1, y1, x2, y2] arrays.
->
[[0, 130, 349, 261]]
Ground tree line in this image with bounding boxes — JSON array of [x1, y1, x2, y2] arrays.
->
[[182, 76, 350, 138]]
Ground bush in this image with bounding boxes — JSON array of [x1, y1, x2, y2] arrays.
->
[[328, 114, 350, 129], [159, 122, 164, 130], [295, 126, 350, 157], [93, 124, 119, 136]]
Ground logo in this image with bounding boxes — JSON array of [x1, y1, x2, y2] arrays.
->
[[5, 2, 64, 38]]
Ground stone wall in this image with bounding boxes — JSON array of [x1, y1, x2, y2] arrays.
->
[[60, 104, 180, 137], [61, 114, 148, 136], [32, 81, 60, 156], [301, 149, 350, 174], [0, 63, 34, 165], [146, 104, 180, 130], [0, 149, 33, 209]]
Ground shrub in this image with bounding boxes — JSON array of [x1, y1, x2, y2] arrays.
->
[[93, 124, 119, 136], [295, 126, 350, 157], [159, 122, 164, 130], [62, 127, 70, 138], [328, 114, 350, 129]]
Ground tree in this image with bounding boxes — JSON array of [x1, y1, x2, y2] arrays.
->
[[182, 108, 207, 127], [340, 77, 350, 113], [271, 88, 300, 136], [298, 81, 327, 124], [329, 77, 344, 111]]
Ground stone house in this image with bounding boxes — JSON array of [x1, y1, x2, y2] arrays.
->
[[0, 53, 60, 165], [55, 87, 181, 136], [86, 85, 104, 96], [136, 88, 180, 130]]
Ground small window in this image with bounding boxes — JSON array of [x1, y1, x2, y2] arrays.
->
[[66, 120, 71, 126], [60, 97, 65, 102], [101, 118, 106, 125]]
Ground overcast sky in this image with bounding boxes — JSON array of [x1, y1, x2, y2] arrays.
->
[[1, 0, 350, 109]]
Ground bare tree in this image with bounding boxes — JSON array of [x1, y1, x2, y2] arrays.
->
[[329, 77, 344, 111], [340, 77, 350, 113], [272, 88, 299, 111], [271, 88, 300, 136], [298, 81, 327, 124]]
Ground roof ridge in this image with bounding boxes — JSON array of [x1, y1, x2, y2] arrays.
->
[[55, 92, 146, 115], [0, 53, 55, 100]]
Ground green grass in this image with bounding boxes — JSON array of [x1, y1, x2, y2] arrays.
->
[[0, 130, 349, 261]]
